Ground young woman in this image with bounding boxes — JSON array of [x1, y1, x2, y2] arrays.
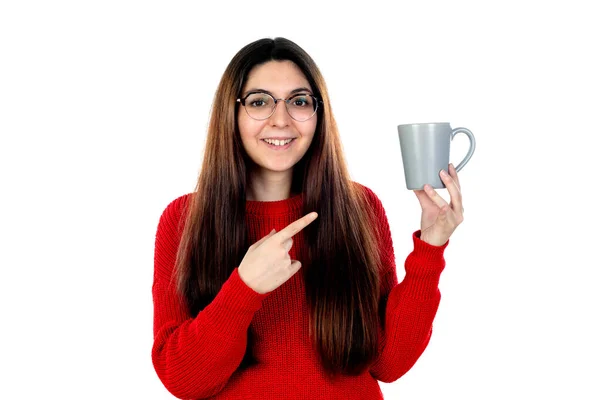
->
[[152, 37, 464, 399]]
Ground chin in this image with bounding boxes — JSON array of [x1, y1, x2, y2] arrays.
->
[[265, 166, 294, 173], [259, 161, 296, 173]]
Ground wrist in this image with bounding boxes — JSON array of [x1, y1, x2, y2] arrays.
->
[[419, 231, 445, 247]]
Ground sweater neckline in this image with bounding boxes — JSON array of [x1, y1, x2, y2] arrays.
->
[[245, 192, 304, 215]]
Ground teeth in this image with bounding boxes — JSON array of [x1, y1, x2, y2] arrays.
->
[[264, 138, 293, 146]]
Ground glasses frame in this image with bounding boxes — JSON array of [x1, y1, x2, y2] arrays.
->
[[236, 91, 323, 122]]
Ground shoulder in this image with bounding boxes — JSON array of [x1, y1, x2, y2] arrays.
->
[[156, 192, 195, 236], [160, 192, 194, 215], [351, 182, 396, 272], [351, 181, 392, 236], [351, 181, 385, 213], [153, 193, 194, 280]]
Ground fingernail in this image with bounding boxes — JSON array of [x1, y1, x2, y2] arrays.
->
[[440, 169, 447, 176], [450, 163, 455, 169]]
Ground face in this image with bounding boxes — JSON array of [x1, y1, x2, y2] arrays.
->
[[237, 60, 317, 178]]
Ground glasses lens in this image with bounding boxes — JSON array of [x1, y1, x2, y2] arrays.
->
[[287, 95, 317, 121], [244, 93, 275, 120]]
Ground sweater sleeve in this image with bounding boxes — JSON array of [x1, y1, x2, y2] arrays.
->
[[151, 194, 270, 399], [361, 187, 449, 383]]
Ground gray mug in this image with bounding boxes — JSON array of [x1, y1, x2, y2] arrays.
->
[[397, 122, 476, 190]]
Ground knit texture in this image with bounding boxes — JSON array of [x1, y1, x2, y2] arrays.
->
[[152, 184, 449, 399]]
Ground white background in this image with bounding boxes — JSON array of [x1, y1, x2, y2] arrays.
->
[[1, 1, 598, 399]]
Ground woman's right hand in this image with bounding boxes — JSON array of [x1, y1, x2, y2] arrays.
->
[[238, 212, 318, 294]]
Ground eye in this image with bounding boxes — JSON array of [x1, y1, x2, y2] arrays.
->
[[246, 93, 272, 108], [290, 95, 312, 107]]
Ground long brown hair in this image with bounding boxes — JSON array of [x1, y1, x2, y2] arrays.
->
[[174, 37, 386, 378]]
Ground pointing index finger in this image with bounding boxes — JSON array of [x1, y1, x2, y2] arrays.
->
[[275, 212, 318, 241]]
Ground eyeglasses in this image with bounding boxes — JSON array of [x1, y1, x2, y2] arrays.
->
[[236, 92, 321, 122]]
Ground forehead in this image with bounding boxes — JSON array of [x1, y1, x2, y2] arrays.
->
[[243, 60, 312, 95]]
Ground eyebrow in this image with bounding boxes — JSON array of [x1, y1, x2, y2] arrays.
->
[[241, 87, 313, 98]]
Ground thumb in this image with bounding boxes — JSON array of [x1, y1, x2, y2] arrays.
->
[[254, 228, 277, 247], [289, 259, 302, 273], [414, 189, 433, 208]]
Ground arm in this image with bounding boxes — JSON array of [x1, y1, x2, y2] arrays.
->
[[369, 230, 447, 382], [152, 195, 269, 399], [361, 187, 448, 383]]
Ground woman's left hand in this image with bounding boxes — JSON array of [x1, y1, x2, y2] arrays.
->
[[413, 163, 465, 246]]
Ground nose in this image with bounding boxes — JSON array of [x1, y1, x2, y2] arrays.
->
[[268, 99, 292, 127]]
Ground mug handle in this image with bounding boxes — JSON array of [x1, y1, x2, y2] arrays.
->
[[451, 127, 476, 172]]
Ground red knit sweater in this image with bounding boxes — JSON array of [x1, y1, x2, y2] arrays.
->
[[152, 184, 449, 399]]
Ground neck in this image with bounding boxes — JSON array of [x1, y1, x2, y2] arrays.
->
[[247, 169, 294, 201]]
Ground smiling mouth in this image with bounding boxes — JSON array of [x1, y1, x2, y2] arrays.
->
[[261, 138, 295, 149]]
